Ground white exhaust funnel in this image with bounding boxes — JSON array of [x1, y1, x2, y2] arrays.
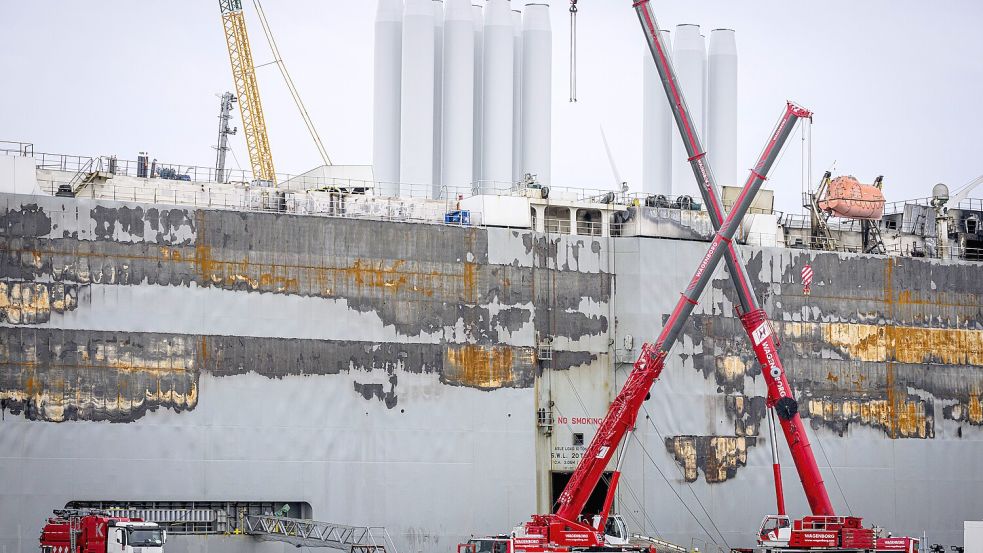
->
[[441, 0, 475, 192], [472, 3, 484, 191], [671, 24, 704, 198], [701, 33, 708, 140], [480, 0, 514, 193], [372, 0, 403, 197], [642, 29, 671, 196], [520, 2, 551, 187], [708, 28, 738, 187], [511, 8, 523, 185], [399, 0, 436, 195], [432, 0, 445, 198]]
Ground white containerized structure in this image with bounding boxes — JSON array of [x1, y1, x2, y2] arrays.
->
[[671, 24, 705, 199], [373, 0, 551, 198], [641, 29, 672, 196], [398, 0, 436, 195], [512, 8, 523, 185], [372, 0, 403, 197], [432, 0, 445, 197], [480, 0, 514, 193], [659, 24, 738, 199], [708, 28, 738, 188], [520, 2, 551, 188], [472, 2, 484, 192], [440, 0, 474, 193]]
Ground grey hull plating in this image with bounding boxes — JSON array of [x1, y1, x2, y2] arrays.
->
[[1, 193, 980, 552]]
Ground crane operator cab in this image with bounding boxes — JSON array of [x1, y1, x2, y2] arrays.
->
[[758, 515, 792, 547], [591, 514, 630, 546]]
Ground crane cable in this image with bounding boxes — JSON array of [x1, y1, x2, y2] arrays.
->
[[810, 421, 854, 516], [557, 370, 727, 549], [639, 403, 731, 550], [569, 0, 577, 102], [550, 401, 666, 541], [250, 0, 333, 166]]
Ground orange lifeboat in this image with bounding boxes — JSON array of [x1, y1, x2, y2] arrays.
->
[[818, 175, 885, 219]]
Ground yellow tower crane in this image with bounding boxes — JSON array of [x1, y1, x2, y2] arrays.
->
[[219, 0, 276, 184]]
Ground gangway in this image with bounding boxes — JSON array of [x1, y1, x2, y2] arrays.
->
[[243, 514, 398, 552]]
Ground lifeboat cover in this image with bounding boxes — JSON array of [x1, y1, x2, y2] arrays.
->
[[818, 176, 885, 220]]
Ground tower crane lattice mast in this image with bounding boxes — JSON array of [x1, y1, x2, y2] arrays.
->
[[220, 0, 276, 185]]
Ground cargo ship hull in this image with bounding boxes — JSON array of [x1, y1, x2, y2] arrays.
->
[[2, 192, 981, 552]]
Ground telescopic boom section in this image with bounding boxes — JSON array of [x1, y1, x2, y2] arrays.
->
[[554, 103, 808, 523], [633, 0, 834, 517]]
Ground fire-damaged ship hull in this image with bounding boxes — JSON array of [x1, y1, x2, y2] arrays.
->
[[1, 192, 981, 552]]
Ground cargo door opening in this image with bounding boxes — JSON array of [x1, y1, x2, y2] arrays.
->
[[965, 238, 983, 261], [550, 470, 614, 521]]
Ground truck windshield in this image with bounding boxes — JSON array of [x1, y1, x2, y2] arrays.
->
[[127, 529, 164, 547]]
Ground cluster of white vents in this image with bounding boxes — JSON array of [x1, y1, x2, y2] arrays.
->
[[373, 0, 552, 198], [372, 1, 738, 201]]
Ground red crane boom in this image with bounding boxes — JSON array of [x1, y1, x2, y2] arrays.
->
[[633, 4, 920, 553], [461, 4, 921, 553], [553, 101, 809, 527], [632, 0, 834, 517], [501, 102, 810, 552]]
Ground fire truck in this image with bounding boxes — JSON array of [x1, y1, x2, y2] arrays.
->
[[39, 509, 166, 553], [461, 2, 921, 553]]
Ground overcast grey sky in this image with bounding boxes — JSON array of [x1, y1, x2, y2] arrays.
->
[[2, 1, 981, 212]]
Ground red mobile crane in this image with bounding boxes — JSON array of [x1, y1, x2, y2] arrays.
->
[[462, 3, 920, 553], [456, 88, 811, 553], [508, 103, 806, 553], [634, 2, 919, 552]]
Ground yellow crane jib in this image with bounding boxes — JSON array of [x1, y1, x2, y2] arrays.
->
[[220, 0, 276, 185]]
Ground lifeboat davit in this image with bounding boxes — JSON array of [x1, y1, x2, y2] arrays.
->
[[818, 175, 885, 219]]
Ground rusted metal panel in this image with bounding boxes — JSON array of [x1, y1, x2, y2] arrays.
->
[[0, 281, 78, 324], [0, 195, 610, 428], [0, 328, 544, 422], [664, 435, 758, 483], [1, 199, 611, 344], [609, 238, 982, 548], [443, 344, 536, 389], [3, 193, 983, 551]]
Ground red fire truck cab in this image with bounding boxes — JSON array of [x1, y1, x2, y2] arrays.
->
[[40, 509, 166, 553]]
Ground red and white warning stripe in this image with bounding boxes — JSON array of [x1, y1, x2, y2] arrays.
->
[[802, 263, 814, 294]]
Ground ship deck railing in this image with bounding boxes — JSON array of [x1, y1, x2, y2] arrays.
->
[[9, 143, 983, 262]]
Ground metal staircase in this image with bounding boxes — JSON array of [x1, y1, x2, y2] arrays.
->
[[243, 514, 398, 552], [862, 218, 887, 254], [56, 156, 113, 197], [804, 171, 839, 251]]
